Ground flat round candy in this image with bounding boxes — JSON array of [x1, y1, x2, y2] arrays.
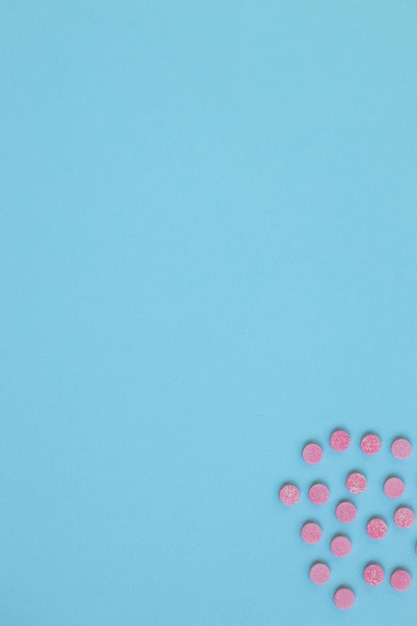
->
[[360, 433, 381, 455], [394, 506, 415, 529], [309, 562, 330, 585], [335, 501, 357, 523], [391, 569, 412, 591], [364, 563, 384, 586], [334, 587, 355, 610], [301, 522, 322, 544], [384, 477, 404, 499], [330, 429, 350, 452], [366, 517, 388, 540], [279, 483, 300, 506], [346, 471, 367, 494], [330, 535, 352, 557], [302, 443, 323, 464], [391, 438, 412, 460], [308, 483, 330, 505]]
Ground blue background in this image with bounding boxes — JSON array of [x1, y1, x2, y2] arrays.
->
[[1, 1, 417, 624]]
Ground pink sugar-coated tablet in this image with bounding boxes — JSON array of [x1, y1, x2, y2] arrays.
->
[[301, 522, 322, 544], [279, 483, 300, 506], [391, 438, 412, 460], [330, 429, 351, 452], [302, 443, 323, 464], [363, 564, 384, 586], [384, 477, 405, 499], [346, 471, 367, 494], [335, 501, 357, 523], [394, 506, 415, 529], [330, 535, 352, 557], [308, 483, 330, 505], [391, 569, 412, 591], [309, 562, 330, 585], [366, 517, 388, 540], [334, 587, 355, 610], [360, 433, 381, 455]]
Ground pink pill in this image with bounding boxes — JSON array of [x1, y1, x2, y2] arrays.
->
[[301, 522, 322, 544], [391, 437, 412, 460], [394, 506, 415, 529], [364, 563, 384, 586], [279, 483, 300, 506], [335, 501, 357, 523], [384, 476, 405, 499], [330, 535, 352, 557], [302, 442, 323, 464], [309, 562, 330, 585], [334, 587, 355, 610], [308, 483, 330, 505], [346, 471, 367, 494], [366, 517, 388, 540], [330, 429, 351, 452], [360, 433, 381, 455], [391, 569, 412, 591]]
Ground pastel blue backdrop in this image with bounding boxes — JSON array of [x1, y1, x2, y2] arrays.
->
[[1, 2, 417, 624]]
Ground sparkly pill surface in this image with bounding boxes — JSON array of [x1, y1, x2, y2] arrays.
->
[[360, 433, 381, 455], [334, 587, 355, 610], [364, 564, 384, 586], [330, 429, 350, 452], [279, 484, 300, 506], [384, 477, 404, 499], [391, 438, 412, 460], [366, 517, 388, 540], [391, 569, 412, 591], [302, 443, 323, 464], [394, 506, 415, 529], [308, 483, 330, 505], [346, 472, 367, 494], [301, 522, 322, 544], [309, 562, 330, 585], [330, 535, 352, 557], [335, 501, 357, 523]]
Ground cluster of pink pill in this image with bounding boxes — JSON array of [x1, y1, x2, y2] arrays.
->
[[278, 430, 415, 610]]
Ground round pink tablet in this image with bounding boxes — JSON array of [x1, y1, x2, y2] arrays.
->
[[364, 563, 384, 586], [384, 477, 404, 499], [334, 587, 355, 610], [330, 535, 352, 557], [308, 483, 330, 505], [360, 433, 381, 455], [302, 443, 323, 464], [346, 471, 367, 494], [330, 429, 350, 452], [391, 438, 412, 460], [309, 562, 330, 585], [366, 517, 388, 540], [391, 569, 412, 591], [279, 483, 300, 506], [335, 501, 357, 523], [301, 522, 322, 544], [394, 506, 415, 529]]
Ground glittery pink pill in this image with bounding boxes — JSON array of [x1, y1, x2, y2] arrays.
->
[[366, 517, 388, 540], [391, 438, 412, 460], [360, 433, 381, 455], [394, 506, 415, 529], [335, 501, 357, 523], [346, 471, 367, 494], [301, 522, 322, 544], [302, 443, 323, 464], [330, 429, 350, 452], [364, 564, 384, 586], [391, 569, 412, 591], [279, 483, 300, 506], [308, 483, 330, 505], [330, 535, 352, 557], [334, 587, 355, 610], [309, 562, 330, 585], [384, 477, 405, 499]]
